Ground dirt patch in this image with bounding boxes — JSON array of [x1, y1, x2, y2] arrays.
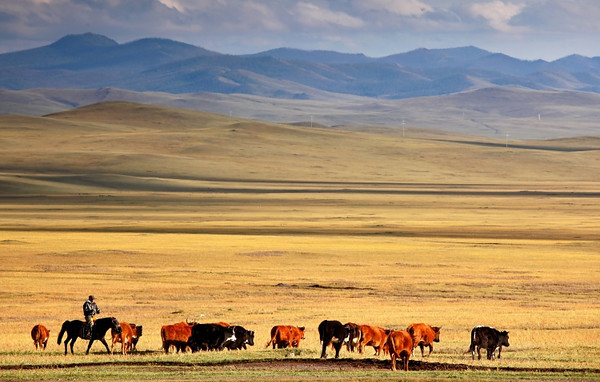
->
[[3, 358, 599, 374]]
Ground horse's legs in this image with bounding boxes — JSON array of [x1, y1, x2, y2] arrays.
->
[[64, 336, 76, 355], [99, 338, 111, 354], [86, 339, 94, 355]]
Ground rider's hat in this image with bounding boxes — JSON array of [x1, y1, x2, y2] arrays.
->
[[89, 295, 95, 300]]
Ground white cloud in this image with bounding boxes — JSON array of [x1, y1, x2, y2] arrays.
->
[[469, 1, 525, 32], [158, 0, 186, 13], [293, 2, 365, 28], [359, 0, 433, 16]]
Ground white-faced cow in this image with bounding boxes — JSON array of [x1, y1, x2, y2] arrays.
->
[[468, 325, 510, 360]]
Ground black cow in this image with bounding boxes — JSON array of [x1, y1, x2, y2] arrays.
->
[[318, 320, 349, 359], [468, 325, 510, 360], [187, 324, 236, 352], [223, 326, 255, 350]]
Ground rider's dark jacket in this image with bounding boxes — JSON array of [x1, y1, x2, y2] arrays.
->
[[83, 300, 100, 316]]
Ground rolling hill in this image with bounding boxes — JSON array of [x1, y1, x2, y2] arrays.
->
[[1, 101, 598, 196], [2, 86, 598, 140]]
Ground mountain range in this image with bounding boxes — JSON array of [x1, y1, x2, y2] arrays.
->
[[2, 32, 600, 99]]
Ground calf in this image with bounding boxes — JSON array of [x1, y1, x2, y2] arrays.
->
[[406, 323, 441, 357], [357, 325, 389, 356], [266, 325, 305, 349], [31, 324, 50, 350], [387, 330, 413, 371], [318, 320, 349, 359], [111, 322, 134, 355], [187, 323, 236, 352], [468, 325, 510, 360]]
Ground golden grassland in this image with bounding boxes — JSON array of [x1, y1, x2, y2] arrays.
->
[[0, 102, 599, 380]]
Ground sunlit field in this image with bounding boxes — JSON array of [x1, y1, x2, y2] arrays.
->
[[0, 102, 599, 381]]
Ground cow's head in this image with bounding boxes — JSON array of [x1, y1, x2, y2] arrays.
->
[[298, 327, 306, 339], [432, 326, 441, 342], [246, 331, 255, 346], [499, 331, 510, 347]]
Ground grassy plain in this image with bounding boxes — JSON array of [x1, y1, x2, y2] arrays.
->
[[0, 102, 599, 381]]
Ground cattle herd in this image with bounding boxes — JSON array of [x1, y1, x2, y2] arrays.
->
[[31, 319, 510, 372]]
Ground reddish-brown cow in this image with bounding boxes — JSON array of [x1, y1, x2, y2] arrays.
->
[[111, 322, 134, 355], [31, 324, 50, 350], [406, 323, 441, 357], [266, 325, 305, 349], [129, 324, 142, 351], [357, 325, 389, 356], [387, 330, 413, 371], [160, 321, 195, 353]]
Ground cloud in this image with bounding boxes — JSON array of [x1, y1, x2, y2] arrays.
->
[[293, 2, 365, 28], [468, 1, 526, 32], [358, 0, 433, 16], [157, 0, 186, 13]]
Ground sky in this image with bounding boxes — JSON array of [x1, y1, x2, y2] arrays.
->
[[1, 0, 599, 61]]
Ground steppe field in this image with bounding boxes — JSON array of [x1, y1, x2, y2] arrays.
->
[[0, 101, 599, 381]]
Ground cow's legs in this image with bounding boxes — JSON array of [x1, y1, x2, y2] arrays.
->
[[427, 344, 433, 357], [334, 342, 342, 359], [390, 353, 397, 371], [497, 345, 502, 359], [320, 339, 329, 359], [477, 345, 482, 360], [419, 343, 425, 357]]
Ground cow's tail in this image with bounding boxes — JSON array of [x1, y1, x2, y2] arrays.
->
[[466, 327, 477, 354], [318, 322, 325, 344], [57, 321, 68, 345]]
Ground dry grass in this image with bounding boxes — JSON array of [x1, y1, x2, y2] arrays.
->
[[0, 102, 598, 380]]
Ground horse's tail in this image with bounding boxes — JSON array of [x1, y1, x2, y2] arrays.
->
[[57, 321, 68, 345]]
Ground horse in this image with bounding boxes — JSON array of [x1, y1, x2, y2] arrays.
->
[[57, 317, 122, 355]]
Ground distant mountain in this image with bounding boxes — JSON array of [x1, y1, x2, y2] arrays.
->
[[248, 48, 374, 64], [1, 33, 600, 99]]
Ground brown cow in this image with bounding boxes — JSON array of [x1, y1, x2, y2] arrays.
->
[[357, 325, 389, 356], [129, 324, 142, 351], [31, 324, 50, 350], [266, 325, 305, 349], [407, 323, 441, 357], [111, 322, 134, 355], [344, 322, 361, 352], [387, 330, 413, 371], [160, 321, 195, 353]]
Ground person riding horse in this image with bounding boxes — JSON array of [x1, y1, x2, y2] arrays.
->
[[83, 295, 100, 339]]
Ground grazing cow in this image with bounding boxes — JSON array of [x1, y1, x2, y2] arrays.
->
[[318, 320, 349, 359], [387, 330, 413, 371], [406, 323, 441, 357], [344, 322, 361, 352], [266, 325, 306, 349], [130, 324, 142, 351], [357, 325, 389, 356], [31, 324, 50, 350], [223, 325, 255, 350], [111, 322, 134, 355], [160, 321, 195, 353], [468, 325, 510, 360], [187, 323, 236, 352]]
